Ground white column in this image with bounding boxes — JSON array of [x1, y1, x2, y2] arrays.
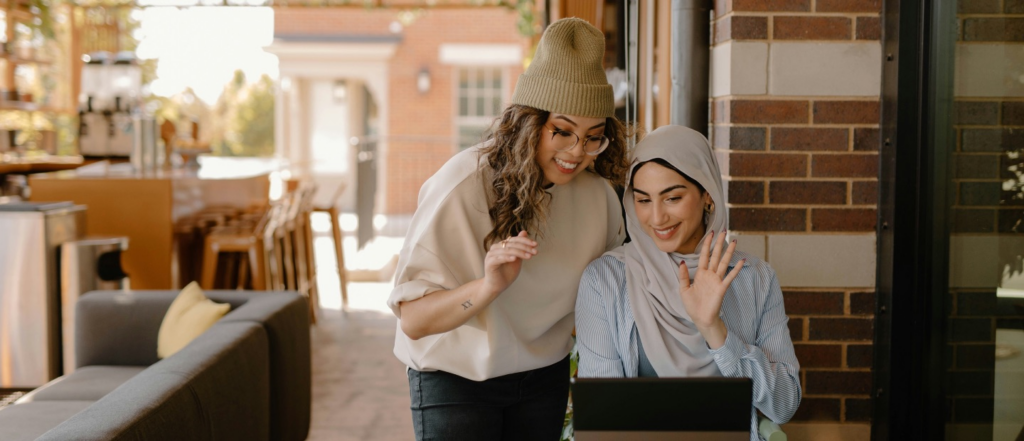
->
[[287, 78, 309, 173], [274, 76, 290, 161]]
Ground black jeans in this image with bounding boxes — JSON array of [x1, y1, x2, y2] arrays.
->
[[407, 355, 570, 441]]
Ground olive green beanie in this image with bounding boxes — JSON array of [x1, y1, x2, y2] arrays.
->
[[511, 17, 614, 119]]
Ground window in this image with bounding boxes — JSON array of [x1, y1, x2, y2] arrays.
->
[[455, 67, 504, 150]]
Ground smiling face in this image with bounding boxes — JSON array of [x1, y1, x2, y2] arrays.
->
[[631, 161, 713, 254], [534, 113, 607, 186]]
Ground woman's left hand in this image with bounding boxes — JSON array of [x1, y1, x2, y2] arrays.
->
[[678, 230, 745, 333]]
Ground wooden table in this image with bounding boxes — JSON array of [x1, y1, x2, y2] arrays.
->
[[29, 159, 276, 289]]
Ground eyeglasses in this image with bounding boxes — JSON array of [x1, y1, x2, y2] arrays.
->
[[545, 125, 610, 156]]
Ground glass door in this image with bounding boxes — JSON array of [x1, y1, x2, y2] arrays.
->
[[941, 0, 1024, 438]]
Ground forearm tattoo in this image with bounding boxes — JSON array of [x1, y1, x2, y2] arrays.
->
[[461, 300, 473, 310]]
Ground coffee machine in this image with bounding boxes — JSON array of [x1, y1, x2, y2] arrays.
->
[[78, 51, 146, 158]]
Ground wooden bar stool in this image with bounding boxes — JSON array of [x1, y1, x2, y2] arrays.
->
[[200, 206, 277, 290], [264, 181, 318, 323], [267, 200, 290, 291], [302, 201, 319, 314], [289, 182, 319, 323], [260, 203, 285, 291], [272, 187, 301, 293], [312, 182, 350, 309]]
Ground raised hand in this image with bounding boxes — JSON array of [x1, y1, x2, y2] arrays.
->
[[481, 231, 537, 298], [678, 230, 745, 333]]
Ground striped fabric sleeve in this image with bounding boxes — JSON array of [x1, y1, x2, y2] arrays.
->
[[575, 261, 626, 378], [707, 272, 802, 424]]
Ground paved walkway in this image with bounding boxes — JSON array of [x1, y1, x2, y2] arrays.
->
[[308, 306, 413, 441], [307, 213, 413, 441]]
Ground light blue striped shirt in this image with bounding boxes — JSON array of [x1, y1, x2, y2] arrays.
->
[[575, 251, 802, 440]]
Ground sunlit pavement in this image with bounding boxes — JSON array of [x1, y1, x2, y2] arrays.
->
[[306, 212, 413, 441]]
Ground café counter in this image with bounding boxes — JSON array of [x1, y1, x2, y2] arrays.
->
[[28, 158, 276, 289]]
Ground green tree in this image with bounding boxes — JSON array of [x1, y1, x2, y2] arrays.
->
[[147, 71, 275, 157], [232, 74, 275, 157]]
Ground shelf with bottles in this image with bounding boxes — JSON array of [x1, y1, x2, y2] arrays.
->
[[0, 109, 78, 159], [1, 29, 50, 64], [0, 2, 75, 161], [0, 0, 54, 57], [0, 64, 74, 114], [0, 0, 77, 168], [0, 128, 57, 162]]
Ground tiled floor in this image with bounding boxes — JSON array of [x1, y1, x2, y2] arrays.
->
[[307, 213, 413, 441]]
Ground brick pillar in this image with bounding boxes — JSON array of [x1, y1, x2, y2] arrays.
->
[[710, 0, 882, 431]]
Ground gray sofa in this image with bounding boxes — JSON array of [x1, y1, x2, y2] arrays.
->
[[0, 290, 311, 441]]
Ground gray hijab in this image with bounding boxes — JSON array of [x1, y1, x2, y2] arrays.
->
[[605, 125, 727, 377]]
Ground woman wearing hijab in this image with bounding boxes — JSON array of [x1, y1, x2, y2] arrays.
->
[[575, 125, 801, 439], [388, 18, 630, 441]]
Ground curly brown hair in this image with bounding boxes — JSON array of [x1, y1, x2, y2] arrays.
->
[[478, 104, 630, 251]]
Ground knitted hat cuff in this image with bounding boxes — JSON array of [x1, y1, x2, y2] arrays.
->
[[511, 73, 614, 119]]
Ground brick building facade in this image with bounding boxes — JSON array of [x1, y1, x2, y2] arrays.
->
[[272, 6, 527, 215]]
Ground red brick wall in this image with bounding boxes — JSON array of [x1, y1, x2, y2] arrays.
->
[[784, 289, 876, 422], [712, 0, 882, 425], [275, 7, 527, 214]]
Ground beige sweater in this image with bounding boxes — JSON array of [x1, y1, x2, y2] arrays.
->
[[388, 145, 625, 381]]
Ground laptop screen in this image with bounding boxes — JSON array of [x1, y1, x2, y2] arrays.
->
[[572, 377, 752, 441]]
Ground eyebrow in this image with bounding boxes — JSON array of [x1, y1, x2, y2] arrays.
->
[[554, 115, 606, 131], [632, 184, 688, 196]]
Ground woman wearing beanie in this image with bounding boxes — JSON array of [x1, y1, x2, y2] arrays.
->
[[386, 17, 628, 441], [575, 126, 801, 440]]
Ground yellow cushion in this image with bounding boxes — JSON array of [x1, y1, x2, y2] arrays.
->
[[157, 281, 230, 359]]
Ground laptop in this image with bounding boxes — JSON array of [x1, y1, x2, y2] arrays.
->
[[571, 377, 753, 441]]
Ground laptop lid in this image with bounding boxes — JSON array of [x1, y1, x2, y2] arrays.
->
[[572, 377, 752, 441]]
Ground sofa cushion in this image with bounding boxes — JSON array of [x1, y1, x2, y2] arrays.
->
[[76, 292, 180, 368], [0, 401, 94, 441], [157, 281, 230, 358], [212, 290, 311, 441], [16, 366, 146, 403], [38, 322, 271, 441], [37, 373, 209, 441]]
